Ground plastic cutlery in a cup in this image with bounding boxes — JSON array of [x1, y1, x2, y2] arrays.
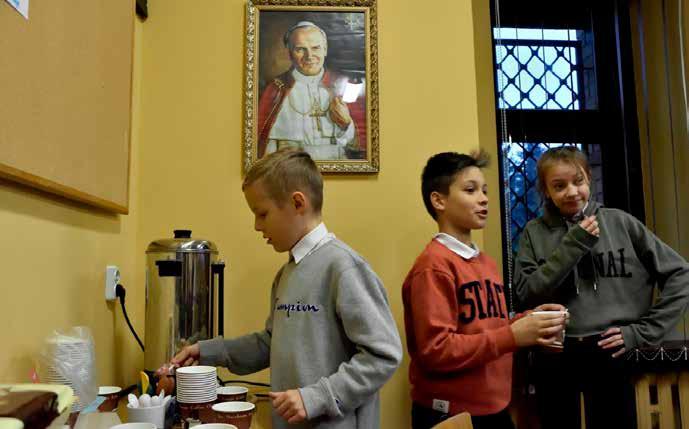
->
[[139, 393, 151, 408], [128, 393, 139, 408], [162, 395, 172, 408]]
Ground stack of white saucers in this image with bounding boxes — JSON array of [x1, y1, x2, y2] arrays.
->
[[41, 337, 95, 412], [176, 366, 218, 404]]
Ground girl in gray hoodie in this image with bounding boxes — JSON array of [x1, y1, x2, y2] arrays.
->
[[514, 146, 689, 429]]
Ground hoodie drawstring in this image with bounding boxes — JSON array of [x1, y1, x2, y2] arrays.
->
[[567, 214, 599, 294], [590, 252, 598, 291], [573, 254, 598, 294]]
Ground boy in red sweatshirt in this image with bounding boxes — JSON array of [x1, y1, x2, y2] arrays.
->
[[402, 151, 567, 429]]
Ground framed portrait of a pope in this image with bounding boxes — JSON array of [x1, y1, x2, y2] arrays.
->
[[243, 0, 379, 173]]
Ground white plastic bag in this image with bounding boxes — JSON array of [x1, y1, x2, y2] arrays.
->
[[38, 326, 97, 412]]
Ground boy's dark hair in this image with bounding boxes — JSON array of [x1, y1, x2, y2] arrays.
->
[[243, 147, 324, 213], [421, 151, 490, 220]]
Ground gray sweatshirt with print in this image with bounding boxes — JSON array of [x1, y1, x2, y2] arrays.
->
[[198, 238, 403, 429], [514, 201, 689, 349]]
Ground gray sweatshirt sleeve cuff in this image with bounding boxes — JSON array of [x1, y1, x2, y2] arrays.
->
[[620, 325, 639, 350], [569, 224, 599, 249], [198, 337, 226, 366], [299, 378, 342, 420]]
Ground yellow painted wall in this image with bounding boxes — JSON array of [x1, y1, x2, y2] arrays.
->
[[472, 0, 502, 269], [0, 0, 498, 427], [135, 0, 496, 427], [0, 180, 140, 384], [0, 19, 144, 391]]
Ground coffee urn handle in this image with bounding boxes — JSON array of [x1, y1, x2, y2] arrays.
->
[[212, 261, 226, 337]]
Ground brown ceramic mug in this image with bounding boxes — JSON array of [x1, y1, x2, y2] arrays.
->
[[216, 386, 248, 403], [97, 386, 122, 412], [178, 399, 216, 423], [211, 401, 255, 429]]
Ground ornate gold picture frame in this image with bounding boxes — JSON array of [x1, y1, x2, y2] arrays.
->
[[243, 0, 379, 173]]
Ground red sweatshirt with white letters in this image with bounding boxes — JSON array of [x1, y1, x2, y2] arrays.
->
[[402, 239, 518, 416]]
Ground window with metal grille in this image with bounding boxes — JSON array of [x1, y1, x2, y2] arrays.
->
[[490, 0, 643, 309], [494, 28, 590, 110], [493, 26, 599, 256]]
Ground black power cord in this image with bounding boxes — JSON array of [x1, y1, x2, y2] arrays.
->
[[116, 283, 269, 391], [219, 378, 270, 387], [116, 284, 145, 352]]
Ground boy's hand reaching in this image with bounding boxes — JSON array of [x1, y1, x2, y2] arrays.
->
[[511, 311, 565, 347], [153, 343, 201, 394], [171, 343, 201, 367], [269, 389, 307, 424]]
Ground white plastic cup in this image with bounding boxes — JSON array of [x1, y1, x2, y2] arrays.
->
[[127, 403, 166, 429], [530, 310, 567, 347]]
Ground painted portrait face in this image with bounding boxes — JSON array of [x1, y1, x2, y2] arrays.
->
[[288, 26, 327, 76]]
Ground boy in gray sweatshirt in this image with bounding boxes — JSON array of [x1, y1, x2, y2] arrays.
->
[[168, 148, 402, 429]]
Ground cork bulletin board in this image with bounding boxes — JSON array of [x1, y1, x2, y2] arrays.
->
[[0, 0, 134, 214]]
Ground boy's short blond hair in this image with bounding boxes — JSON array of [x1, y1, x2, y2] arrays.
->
[[243, 148, 324, 213]]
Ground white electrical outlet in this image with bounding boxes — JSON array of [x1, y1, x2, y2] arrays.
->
[[105, 265, 120, 301]]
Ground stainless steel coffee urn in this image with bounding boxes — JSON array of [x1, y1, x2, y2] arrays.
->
[[144, 229, 225, 372]]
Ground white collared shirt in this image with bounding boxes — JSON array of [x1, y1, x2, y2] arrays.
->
[[290, 222, 335, 264], [434, 232, 480, 260]]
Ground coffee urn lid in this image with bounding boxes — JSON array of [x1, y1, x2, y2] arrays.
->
[[146, 229, 218, 254]]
